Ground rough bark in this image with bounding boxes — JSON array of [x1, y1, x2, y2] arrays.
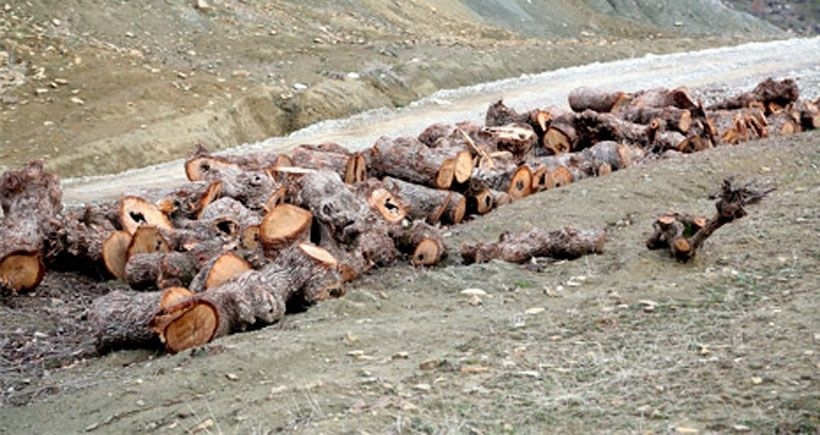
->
[[89, 289, 163, 352], [291, 143, 361, 184], [461, 227, 606, 264], [124, 251, 200, 291], [707, 78, 799, 111], [370, 136, 472, 189], [471, 162, 533, 200], [382, 176, 466, 225], [568, 87, 631, 113], [389, 221, 446, 266], [647, 178, 773, 262], [150, 244, 341, 352], [354, 178, 407, 225], [478, 125, 538, 164], [0, 161, 63, 293], [293, 170, 372, 245]]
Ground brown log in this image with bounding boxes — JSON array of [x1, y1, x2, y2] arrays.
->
[[459, 178, 495, 216], [382, 176, 466, 225], [49, 204, 119, 277], [568, 87, 631, 113], [102, 231, 132, 280], [626, 87, 699, 111], [188, 251, 253, 293], [185, 144, 292, 181], [291, 143, 362, 184], [528, 154, 588, 190], [126, 181, 222, 221], [355, 179, 407, 225], [151, 243, 341, 352], [793, 100, 820, 130], [370, 136, 472, 189], [767, 110, 802, 137], [119, 196, 173, 235], [471, 162, 533, 200], [461, 227, 606, 264], [124, 251, 200, 291], [0, 161, 62, 293], [707, 78, 799, 112], [126, 225, 171, 260], [89, 289, 164, 352], [389, 221, 446, 266], [185, 149, 278, 210], [293, 171, 372, 245], [259, 203, 313, 251], [485, 101, 553, 139], [478, 125, 537, 163], [647, 178, 773, 262], [620, 106, 693, 133]]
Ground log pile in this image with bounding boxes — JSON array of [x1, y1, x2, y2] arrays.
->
[[647, 178, 773, 262], [1, 77, 814, 355]]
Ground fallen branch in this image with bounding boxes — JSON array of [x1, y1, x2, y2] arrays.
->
[[647, 177, 774, 262]]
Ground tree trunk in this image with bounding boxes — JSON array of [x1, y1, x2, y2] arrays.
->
[[461, 227, 606, 264], [124, 251, 201, 290], [707, 78, 799, 111], [389, 221, 446, 266], [291, 143, 363, 184], [89, 289, 164, 352], [0, 161, 63, 293], [382, 176, 466, 225], [568, 87, 631, 113], [370, 136, 472, 189]]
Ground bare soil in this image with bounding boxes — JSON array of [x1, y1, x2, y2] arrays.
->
[[1, 131, 817, 433], [0, 0, 783, 177]]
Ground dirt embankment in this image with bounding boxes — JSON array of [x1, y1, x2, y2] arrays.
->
[[1, 130, 817, 433], [1, 0, 784, 177]]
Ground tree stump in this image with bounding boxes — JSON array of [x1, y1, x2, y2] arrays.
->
[[0, 161, 63, 293]]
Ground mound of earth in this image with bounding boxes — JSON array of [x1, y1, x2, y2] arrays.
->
[[1, 0, 782, 177]]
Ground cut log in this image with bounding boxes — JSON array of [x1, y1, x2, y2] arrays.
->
[[119, 196, 173, 235], [124, 251, 200, 291], [259, 203, 313, 251], [382, 176, 466, 225], [293, 171, 372, 244], [51, 204, 119, 276], [479, 125, 537, 163], [291, 143, 360, 184], [647, 178, 773, 262], [459, 178, 495, 216], [461, 227, 606, 264], [471, 163, 533, 200], [102, 231, 132, 280], [627, 87, 699, 111], [707, 78, 799, 112], [126, 225, 171, 259], [485, 101, 553, 138], [568, 87, 631, 113], [620, 106, 693, 133], [151, 244, 341, 352], [389, 221, 446, 266], [355, 179, 407, 225], [90, 289, 164, 352], [126, 181, 222, 221], [767, 110, 802, 137], [0, 161, 62, 293], [793, 100, 820, 130], [188, 251, 253, 293], [370, 136, 472, 189]]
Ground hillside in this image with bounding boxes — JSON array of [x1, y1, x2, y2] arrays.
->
[[1, 0, 782, 177]]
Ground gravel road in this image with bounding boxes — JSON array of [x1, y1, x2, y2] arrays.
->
[[61, 37, 820, 203]]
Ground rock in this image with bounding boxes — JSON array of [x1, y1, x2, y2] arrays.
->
[[419, 358, 441, 370], [194, 0, 212, 12], [292, 83, 308, 91], [525, 307, 545, 315], [347, 72, 360, 79], [460, 288, 488, 297], [225, 373, 239, 381], [70, 97, 85, 105]]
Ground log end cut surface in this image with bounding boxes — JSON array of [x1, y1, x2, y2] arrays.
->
[[0, 251, 44, 293]]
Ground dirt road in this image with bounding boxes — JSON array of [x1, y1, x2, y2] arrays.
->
[[62, 37, 820, 204]]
